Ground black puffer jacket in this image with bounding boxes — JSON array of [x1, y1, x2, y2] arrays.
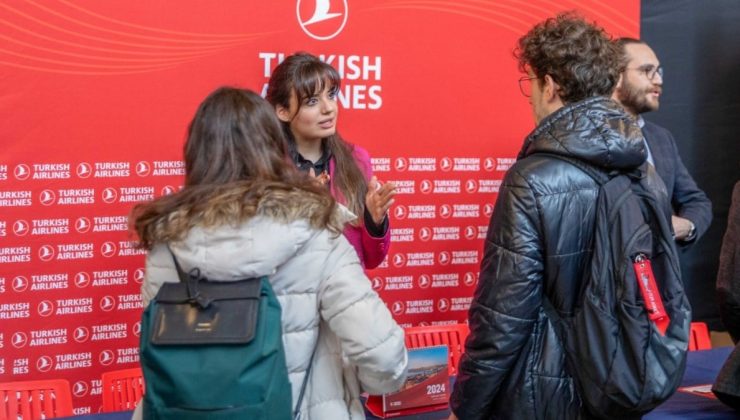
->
[[450, 97, 646, 419]]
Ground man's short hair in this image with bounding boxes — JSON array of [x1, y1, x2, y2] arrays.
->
[[515, 12, 621, 104]]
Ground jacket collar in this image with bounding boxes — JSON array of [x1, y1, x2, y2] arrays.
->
[[518, 96, 647, 171]]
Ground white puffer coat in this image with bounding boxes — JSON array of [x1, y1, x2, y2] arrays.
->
[[134, 189, 408, 419]]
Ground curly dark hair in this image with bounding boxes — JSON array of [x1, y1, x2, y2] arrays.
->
[[515, 12, 621, 104]]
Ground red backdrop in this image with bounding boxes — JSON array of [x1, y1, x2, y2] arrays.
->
[[0, 0, 639, 413]]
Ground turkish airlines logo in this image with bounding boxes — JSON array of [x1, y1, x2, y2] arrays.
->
[[417, 274, 431, 289], [133, 268, 145, 284], [484, 157, 496, 172], [76, 162, 92, 178], [99, 350, 115, 366], [14, 164, 31, 180], [39, 189, 56, 206], [418, 227, 432, 242], [135, 161, 151, 177], [102, 187, 118, 204], [73, 326, 90, 343], [437, 298, 450, 312], [100, 242, 117, 258], [371, 277, 384, 291], [393, 205, 407, 220], [297, 0, 348, 41], [132, 321, 142, 337], [36, 356, 53, 372], [12, 276, 29, 292], [439, 204, 452, 219], [465, 179, 478, 193], [483, 203, 494, 217], [463, 272, 477, 287], [11, 332, 28, 349], [38, 300, 55, 317], [74, 272, 91, 288], [438, 251, 451, 266], [75, 217, 91, 233], [38, 245, 56, 262], [391, 301, 405, 316], [440, 157, 453, 172], [100, 295, 116, 312], [394, 157, 408, 172], [161, 185, 176, 196], [13, 219, 29, 236], [419, 179, 433, 194], [392, 253, 406, 268], [73, 381, 89, 398], [464, 226, 477, 240]]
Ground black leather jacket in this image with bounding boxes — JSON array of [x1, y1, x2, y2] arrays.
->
[[450, 97, 646, 419]]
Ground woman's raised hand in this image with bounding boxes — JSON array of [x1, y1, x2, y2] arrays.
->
[[365, 176, 396, 225]]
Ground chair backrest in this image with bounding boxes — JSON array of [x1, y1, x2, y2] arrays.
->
[[688, 322, 712, 351], [0, 379, 73, 419], [404, 323, 470, 375], [101, 367, 145, 412]]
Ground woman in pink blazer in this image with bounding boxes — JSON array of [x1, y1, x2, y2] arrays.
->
[[266, 52, 394, 268]]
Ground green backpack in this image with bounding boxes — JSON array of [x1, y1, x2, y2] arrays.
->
[[139, 249, 302, 419]]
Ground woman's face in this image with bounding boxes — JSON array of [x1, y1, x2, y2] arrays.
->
[[277, 84, 339, 143]]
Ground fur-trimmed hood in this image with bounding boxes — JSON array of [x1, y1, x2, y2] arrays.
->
[[138, 183, 355, 282]]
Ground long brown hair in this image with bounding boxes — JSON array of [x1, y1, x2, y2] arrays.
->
[[265, 52, 368, 219], [132, 87, 340, 249]]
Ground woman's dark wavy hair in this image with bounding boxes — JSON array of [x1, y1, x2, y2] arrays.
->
[[265, 52, 368, 220], [514, 12, 622, 104], [131, 87, 339, 249]]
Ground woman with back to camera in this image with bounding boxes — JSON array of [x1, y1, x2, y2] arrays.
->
[[131, 87, 407, 419], [266, 52, 396, 269]]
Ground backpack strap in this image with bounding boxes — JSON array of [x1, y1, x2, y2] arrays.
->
[[293, 342, 318, 419], [166, 245, 213, 308]]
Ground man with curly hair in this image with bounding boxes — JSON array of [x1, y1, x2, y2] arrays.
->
[[449, 13, 647, 419]]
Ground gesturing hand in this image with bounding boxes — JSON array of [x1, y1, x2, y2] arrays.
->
[[365, 176, 397, 226]]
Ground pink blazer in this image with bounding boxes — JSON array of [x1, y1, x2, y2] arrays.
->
[[329, 145, 390, 269]]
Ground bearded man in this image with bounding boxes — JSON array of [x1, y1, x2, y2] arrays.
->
[[614, 38, 712, 245]]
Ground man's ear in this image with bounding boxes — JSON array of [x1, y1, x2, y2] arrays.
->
[[542, 74, 560, 102], [611, 73, 624, 101], [275, 105, 292, 122]]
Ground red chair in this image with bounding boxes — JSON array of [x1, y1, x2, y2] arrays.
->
[[0, 379, 73, 419], [688, 322, 712, 351], [101, 367, 145, 412], [404, 323, 470, 375]]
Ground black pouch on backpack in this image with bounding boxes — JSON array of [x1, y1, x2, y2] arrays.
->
[[151, 274, 261, 345], [149, 246, 262, 345]]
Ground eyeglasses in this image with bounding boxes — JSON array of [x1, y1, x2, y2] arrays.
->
[[627, 65, 663, 81], [518, 76, 538, 97]]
